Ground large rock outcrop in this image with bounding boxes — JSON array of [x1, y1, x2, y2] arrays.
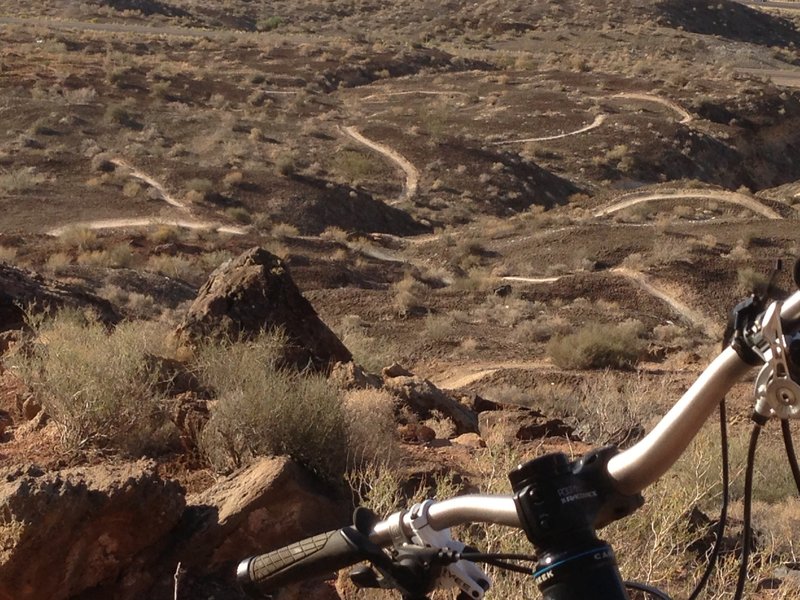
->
[[174, 248, 351, 372], [176, 456, 348, 570], [0, 461, 185, 600], [0, 456, 349, 599]]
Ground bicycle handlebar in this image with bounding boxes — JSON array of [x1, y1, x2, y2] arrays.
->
[[238, 289, 800, 595]]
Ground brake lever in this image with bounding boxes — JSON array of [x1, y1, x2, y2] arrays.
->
[[753, 301, 800, 419]]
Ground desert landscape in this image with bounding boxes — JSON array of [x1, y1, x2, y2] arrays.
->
[[2, 0, 800, 598]]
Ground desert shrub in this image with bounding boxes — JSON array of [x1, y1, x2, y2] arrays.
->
[[10, 313, 176, 455], [146, 255, 202, 282], [451, 268, 500, 293], [320, 226, 349, 243], [0, 246, 17, 264], [224, 206, 252, 224], [392, 273, 427, 316], [275, 152, 298, 177], [107, 242, 135, 268], [547, 321, 645, 369], [0, 167, 46, 194], [331, 149, 384, 183], [104, 104, 138, 128], [257, 16, 283, 31], [201, 250, 233, 271], [59, 226, 101, 251], [422, 313, 455, 342], [45, 252, 72, 274], [736, 267, 768, 297], [513, 314, 572, 344], [149, 224, 182, 244], [186, 178, 214, 194], [335, 315, 397, 373], [195, 331, 348, 481], [271, 222, 299, 239], [343, 388, 399, 468], [76, 250, 112, 267]]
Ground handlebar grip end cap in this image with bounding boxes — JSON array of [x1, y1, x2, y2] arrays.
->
[[237, 557, 270, 599]]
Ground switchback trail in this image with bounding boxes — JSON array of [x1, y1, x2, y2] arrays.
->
[[46, 218, 249, 236], [361, 90, 471, 102], [611, 93, 694, 124], [110, 159, 189, 212], [612, 267, 721, 339], [341, 125, 419, 205], [492, 114, 607, 145], [429, 360, 548, 389], [595, 189, 782, 220]]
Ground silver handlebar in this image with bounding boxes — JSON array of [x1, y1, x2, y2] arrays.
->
[[370, 494, 519, 545], [608, 289, 800, 495], [367, 290, 800, 539]]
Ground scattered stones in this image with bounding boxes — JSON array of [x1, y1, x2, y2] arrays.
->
[[383, 371, 478, 435], [478, 408, 578, 447], [330, 361, 382, 390], [451, 433, 486, 449]]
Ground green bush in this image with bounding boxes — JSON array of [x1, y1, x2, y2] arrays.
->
[[547, 321, 644, 369], [195, 331, 349, 482], [10, 313, 176, 455]]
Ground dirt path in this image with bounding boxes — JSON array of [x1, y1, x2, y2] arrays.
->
[[361, 90, 471, 102], [110, 159, 189, 212], [46, 217, 249, 236], [611, 93, 694, 124], [429, 360, 548, 389], [738, 68, 800, 89], [594, 189, 782, 220], [501, 275, 563, 284], [612, 267, 721, 338], [492, 114, 607, 145], [341, 125, 419, 205]]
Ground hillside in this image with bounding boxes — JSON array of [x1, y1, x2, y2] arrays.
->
[[2, 0, 800, 598]]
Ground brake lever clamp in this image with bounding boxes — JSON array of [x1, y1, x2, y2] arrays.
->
[[404, 500, 491, 600], [751, 301, 800, 419]]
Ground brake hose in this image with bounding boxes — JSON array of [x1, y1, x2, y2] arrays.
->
[[780, 420, 800, 495], [687, 400, 730, 600], [733, 419, 765, 600]]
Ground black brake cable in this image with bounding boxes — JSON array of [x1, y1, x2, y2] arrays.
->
[[624, 580, 673, 599], [459, 552, 535, 576], [780, 419, 800, 495], [733, 418, 765, 600], [687, 399, 730, 600]]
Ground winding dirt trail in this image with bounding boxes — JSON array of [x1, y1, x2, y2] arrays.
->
[[110, 159, 189, 212], [594, 189, 782, 220], [361, 90, 471, 102], [612, 267, 721, 339], [341, 125, 419, 205], [492, 114, 607, 145], [611, 93, 694, 124], [46, 218, 249, 236], [501, 275, 562, 284], [430, 360, 548, 389]]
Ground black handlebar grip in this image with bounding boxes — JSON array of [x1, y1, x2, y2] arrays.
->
[[237, 529, 361, 593]]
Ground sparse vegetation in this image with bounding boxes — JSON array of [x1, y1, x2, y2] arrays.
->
[[195, 331, 348, 481], [0, 167, 46, 194], [10, 312, 176, 456], [547, 321, 646, 369]]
